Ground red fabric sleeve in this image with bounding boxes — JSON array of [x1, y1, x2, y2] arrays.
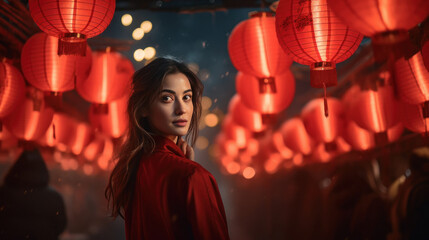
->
[[186, 168, 230, 240]]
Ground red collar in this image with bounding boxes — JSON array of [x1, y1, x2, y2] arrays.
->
[[152, 135, 185, 158]]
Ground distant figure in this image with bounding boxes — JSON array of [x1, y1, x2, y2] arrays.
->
[[390, 147, 429, 240], [0, 149, 67, 240], [326, 162, 390, 240]]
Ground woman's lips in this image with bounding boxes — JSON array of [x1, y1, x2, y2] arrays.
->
[[173, 120, 187, 127]]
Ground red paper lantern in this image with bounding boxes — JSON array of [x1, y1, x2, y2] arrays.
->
[[2, 87, 54, 141], [235, 71, 295, 114], [76, 50, 134, 104], [29, 0, 115, 56], [228, 11, 292, 78], [82, 134, 105, 162], [346, 85, 400, 134], [271, 131, 294, 159], [221, 115, 252, 149], [302, 98, 345, 151], [312, 137, 351, 163], [97, 137, 114, 171], [264, 152, 284, 174], [229, 94, 267, 133], [275, 0, 363, 89], [37, 113, 76, 147], [327, 0, 429, 61], [0, 126, 18, 150], [280, 117, 315, 155], [400, 101, 429, 134], [21, 33, 92, 93], [70, 121, 93, 155], [343, 121, 403, 151], [215, 133, 239, 158], [0, 62, 26, 118], [89, 95, 129, 138], [395, 52, 429, 118]]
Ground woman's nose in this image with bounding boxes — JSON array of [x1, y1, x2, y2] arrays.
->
[[174, 100, 186, 115]]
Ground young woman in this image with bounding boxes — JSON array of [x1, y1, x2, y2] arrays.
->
[[106, 57, 230, 240]]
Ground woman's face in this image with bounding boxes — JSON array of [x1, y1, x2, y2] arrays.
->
[[146, 72, 194, 143]]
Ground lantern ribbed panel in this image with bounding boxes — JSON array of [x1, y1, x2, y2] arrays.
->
[[0, 62, 25, 118], [343, 120, 403, 151], [235, 71, 295, 114], [400, 102, 429, 133], [29, 0, 115, 38], [280, 117, 315, 155], [89, 95, 128, 138], [394, 52, 429, 105], [229, 95, 267, 133], [275, 0, 363, 65], [21, 33, 92, 92], [228, 13, 292, 78], [347, 85, 399, 133], [327, 0, 429, 37], [301, 97, 344, 143], [76, 51, 134, 103], [3, 88, 54, 141]]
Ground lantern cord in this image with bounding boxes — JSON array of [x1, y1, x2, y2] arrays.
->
[[323, 82, 329, 117], [53, 123, 56, 140]]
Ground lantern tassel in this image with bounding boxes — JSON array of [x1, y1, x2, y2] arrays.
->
[[58, 33, 87, 56], [323, 83, 329, 118]]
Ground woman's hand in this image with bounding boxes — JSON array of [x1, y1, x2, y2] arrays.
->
[[178, 138, 194, 161]]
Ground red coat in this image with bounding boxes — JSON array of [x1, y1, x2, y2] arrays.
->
[[125, 136, 230, 240]]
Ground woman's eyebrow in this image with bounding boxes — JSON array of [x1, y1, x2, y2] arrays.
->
[[161, 89, 175, 94], [161, 89, 192, 94]]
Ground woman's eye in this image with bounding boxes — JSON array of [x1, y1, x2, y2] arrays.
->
[[161, 95, 173, 102], [184, 95, 192, 101]]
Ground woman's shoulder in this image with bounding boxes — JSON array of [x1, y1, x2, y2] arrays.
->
[[146, 151, 209, 176]]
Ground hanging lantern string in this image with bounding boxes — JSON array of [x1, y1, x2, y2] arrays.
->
[[323, 82, 329, 118], [52, 123, 56, 140]]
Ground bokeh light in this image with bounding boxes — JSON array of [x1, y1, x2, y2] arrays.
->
[[83, 164, 94, 176], [141, 20, 153, 33], [243, 167, 256, 179], [202, 96, 212, 110], [121, 14, 132, 26], [132, 28, 144, 40], [144, 47, 156, 59], [205, 113, 218, 127], [226, 161, 240, 174], [134, 49, 145, 62], [196, 136, 209, 150]]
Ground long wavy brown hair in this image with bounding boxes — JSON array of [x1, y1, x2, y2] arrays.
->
[[105, 57, 203, 218]]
